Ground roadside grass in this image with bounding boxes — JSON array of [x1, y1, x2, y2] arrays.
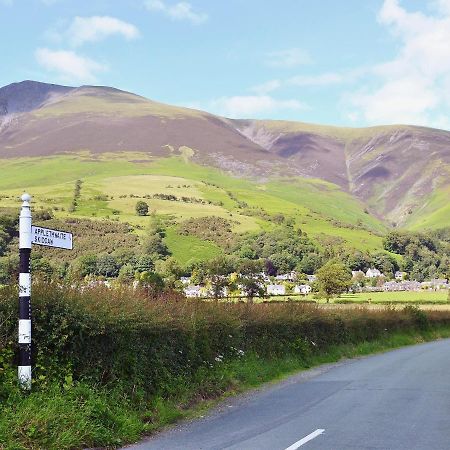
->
[[2, 325, 450, 450]]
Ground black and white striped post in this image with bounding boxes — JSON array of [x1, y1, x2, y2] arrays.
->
[[18, 193, 32, 390]]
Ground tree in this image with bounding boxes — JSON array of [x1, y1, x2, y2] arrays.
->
[[270, 252, 296, 274], [155, 257, 182, 287], [264, 259, 277, 277], [297, 254, 322, 275], [96, 254, 119, 277], [142, 217, 169, 258], [346, 251, 371, 272], [207, 255, 233, 300], [133, 255, 154, 273], [135, 271, 164, 297], [118, 263, 135, 283], [143, 234, 169, 258], [372, 252, 399, 277], [135, 201, 149, 216], [238, 244, 257, 259], [316, 261, 352, 302], [77, 254, 98, 277], [237, 259, 265, 303]]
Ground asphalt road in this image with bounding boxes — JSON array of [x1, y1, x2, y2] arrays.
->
[[125, 339, 450, 450]]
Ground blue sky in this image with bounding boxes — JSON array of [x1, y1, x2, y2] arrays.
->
[[2, 0, 450, 128]]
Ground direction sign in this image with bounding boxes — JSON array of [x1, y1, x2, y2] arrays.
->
[[31, 226, 73, 250]]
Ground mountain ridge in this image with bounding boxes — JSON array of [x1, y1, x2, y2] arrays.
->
[[0, 80, 449, 229]]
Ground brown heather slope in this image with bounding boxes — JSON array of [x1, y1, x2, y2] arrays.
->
[[0, 80, 449, 228]]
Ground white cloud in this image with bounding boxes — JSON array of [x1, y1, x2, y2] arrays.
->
[[265, 48, 312, 68], [66, 16, 140, 47], [145, 0, 208, 24], [250, 80, 282, 95], [250, 70, 358, 95], [350, 77, 438, 124], [348, 0, 450, 127], [35, 48, 107, 83], [210, 95, 306, 118], [288, 72, 345, 87]]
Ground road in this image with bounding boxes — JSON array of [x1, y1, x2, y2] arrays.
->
[[125, 338, 450, 450]]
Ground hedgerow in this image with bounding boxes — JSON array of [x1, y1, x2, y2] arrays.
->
[[1, 282, 450, 397]]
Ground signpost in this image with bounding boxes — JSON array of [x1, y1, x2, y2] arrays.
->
[[32, 226, 73, 250], [18, 194, 73, 389]]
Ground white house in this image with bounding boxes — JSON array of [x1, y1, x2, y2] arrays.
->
[[275, 271, 297, 281], [184, 285, 203, 298], [307, 274, 317, 282], [180, 276, 191, 285], [294, 284, 311, 295], [366, 268, 382, 278], [267, 284, 286, 295], [395, 271, 406, 280]]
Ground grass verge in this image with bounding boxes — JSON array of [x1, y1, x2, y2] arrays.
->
[[1, 325, 450, 450]]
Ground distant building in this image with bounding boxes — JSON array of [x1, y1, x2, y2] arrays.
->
[[267, 284, 286, 295], [421, 279, 449, 290], [366, 268, 382, 278], [395, 271, 406, 280], [294, 284, 311, 295], [184, 285, 202, 298], [307, 274, 317, 282], [275, 271, 297, 281], [180, 276, 191, 285], [382, 280, 421, 292]]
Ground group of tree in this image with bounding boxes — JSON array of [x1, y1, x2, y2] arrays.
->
[[383, 230, 449, 281], [1, 206, 449, 301]]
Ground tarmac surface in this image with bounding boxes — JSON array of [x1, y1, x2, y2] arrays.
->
[[125, 338, 450, 449]]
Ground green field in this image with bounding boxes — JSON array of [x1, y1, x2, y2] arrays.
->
[[276, 291, 449, 304], [0, 152, 390, 262], [335, 291, 449, 303]]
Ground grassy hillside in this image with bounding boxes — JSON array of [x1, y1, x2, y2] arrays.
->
[[1, 81, 449, 232], [0, 153, 387, 262]]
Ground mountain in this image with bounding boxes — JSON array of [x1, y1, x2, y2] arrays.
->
[[0, 80, 449, 233]]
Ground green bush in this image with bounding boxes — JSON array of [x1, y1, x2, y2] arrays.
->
[[1, 282, 450, 396]]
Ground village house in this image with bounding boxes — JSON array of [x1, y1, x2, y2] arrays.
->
[[259, 272, 271, 283], [307, 274, 317, 282], [183, 285, 203, 298], [294, 284, 311, 295], [395, 271, 406, 280], [179, 276, 191, 285], [382, 280, 421, 292], [421, 279, 449, 290], [366, 268, 382, 278], [275, 271, 297, 282], [267, 284, 286, 295]]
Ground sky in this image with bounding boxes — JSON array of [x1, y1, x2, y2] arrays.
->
[[2, 0, 450, 128]]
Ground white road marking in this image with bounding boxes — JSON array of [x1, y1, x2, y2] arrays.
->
[[284, 429, 325, 449]]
